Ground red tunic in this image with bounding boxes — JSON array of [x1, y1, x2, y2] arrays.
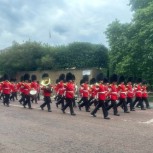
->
[[0, 83, 2, 92], [142, 85, 148, 98], [135, 84, 142, 98], [97, 84, 106, 101], [11, 83, 18, 92], [57, 81, 65, 96], [23, 83, 31, 95], [1, 81, 12, 94], [41, 85, 53, 97], [90, 85, 97, 98], [109, 84, 118, 101], [118, 83, 127, 99], [82, 83, 89, 98], [126, 84, 134, 98], [17, 82, 24, 93], [65, 82, 75, 99], [31, 81, 38, 91]]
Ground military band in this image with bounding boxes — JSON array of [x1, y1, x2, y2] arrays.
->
[[0, 72, 152, 120]]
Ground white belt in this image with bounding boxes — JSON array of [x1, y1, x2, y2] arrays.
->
[[111, 92, 117, 94], [83, 90, 88, 92]]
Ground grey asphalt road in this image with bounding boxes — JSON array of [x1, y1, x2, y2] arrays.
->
[[0, 99, 153, 153]]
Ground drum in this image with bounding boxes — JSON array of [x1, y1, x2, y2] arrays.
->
[[30, 89, 37, 95]]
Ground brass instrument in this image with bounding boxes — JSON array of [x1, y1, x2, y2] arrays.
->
[[41, 78, 51, 87], [41, 78, 53, 92]]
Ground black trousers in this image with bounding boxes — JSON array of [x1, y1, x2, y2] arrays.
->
[[23, 95, 31, 108], [127, 97, 134, 110], [117, 98, 128, 112], [77, 97, 83, 104], [56, 95, 65, 108], [3, 94, 10, 106], [10, 92, 18, 101], [79, 97, 89, 111], [91, 100, 108, 118], [133, 97, 144, 109], [40, 96, 51, 111], [105, 99, 111, 108], [142, 97, 150, 108], [19, 93, 25, 104], [107, 100, 118, 115], [63, 98, 75, 114], [88, 97, 98, 107]]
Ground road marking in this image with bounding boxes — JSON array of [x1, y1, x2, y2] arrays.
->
[[9, 104, 41, 110], [140, 119, 153, 124]]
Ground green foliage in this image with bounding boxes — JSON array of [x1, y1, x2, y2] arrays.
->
[[129, 0, 152, 11], [0, 41, 108, 74], [106, 0, 153, 84]]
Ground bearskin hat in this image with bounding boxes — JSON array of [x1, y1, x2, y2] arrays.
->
[[66, 72, 73, 82], [90, 78, 96, 85], [3, 74, 10, 81], [72, 74, 75, 81], [31, 74, 37, 81], [42, 73, 49, 79], [80, 79, 84, 85], [103, 77, 109, 84], [142, 80, 147, 85], [20, 76, 24, 82], [127, 77, 133, 83], [23, 73, 30, 81], [118, 75, 125, 83], [137, 78, 142, 83], [56, 79, 59, 84], [59, 74, 65, 81], [96, 73, 104, 82], [83, 75, 89, 83], [10, 78, 16, 82], [110, 74, 118, 83]]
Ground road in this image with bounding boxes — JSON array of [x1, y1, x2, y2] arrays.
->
[[0, 99, 153, 153]]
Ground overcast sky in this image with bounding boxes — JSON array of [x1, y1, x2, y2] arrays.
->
[[0, 0, 133, 49]]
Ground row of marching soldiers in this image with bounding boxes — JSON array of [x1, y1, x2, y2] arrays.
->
[[0, 72, 77, 114], [0, 73, 41, 108], [55, 73, 150, 119], [0, 72, 150, 119]]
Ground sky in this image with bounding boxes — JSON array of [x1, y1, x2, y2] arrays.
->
[[0, 0, 133, 50]]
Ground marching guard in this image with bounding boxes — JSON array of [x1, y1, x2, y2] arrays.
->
[[61, 72, 76, 115], [78, 75, 90, 112], [1, 74, 12, 106], [126, 77, 135, 111], [117, 76, 129, 113], [88, 78, 97, 108], [40, 73, 53, 112], [133, 78, 145, 110], [107, 74, 120, 116], [91, 73, 110, 119], [55, 74, 65, 109], [22, 74, 32, 109], [141, 80, 150, 109]]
